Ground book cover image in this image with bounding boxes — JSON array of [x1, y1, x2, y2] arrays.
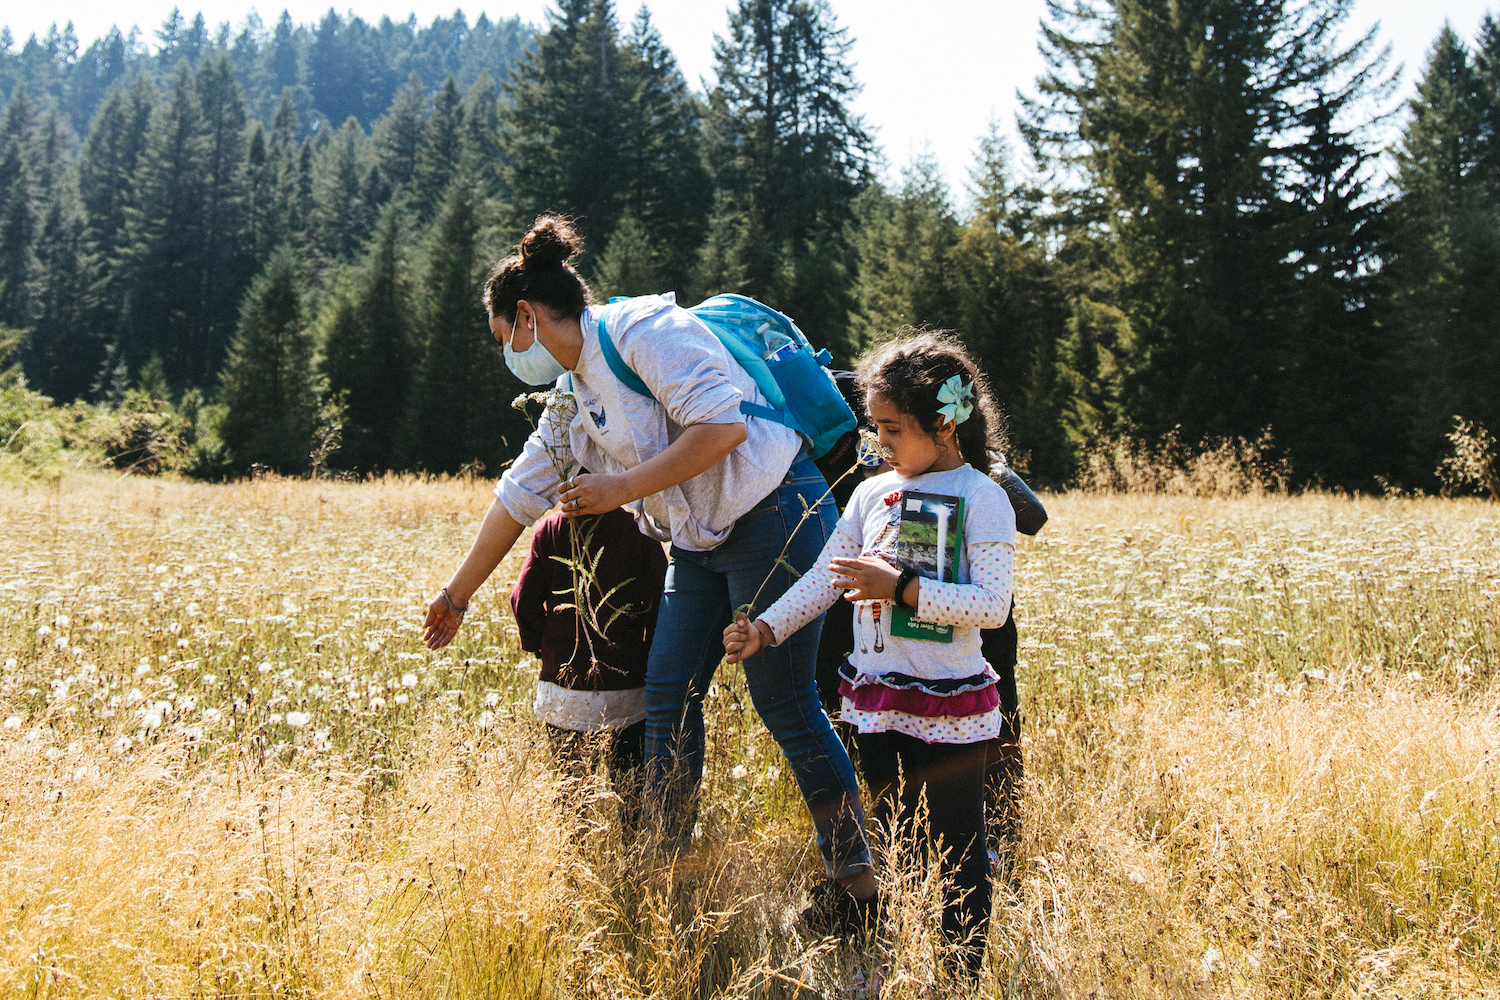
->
[[889, 490, 965, 642]]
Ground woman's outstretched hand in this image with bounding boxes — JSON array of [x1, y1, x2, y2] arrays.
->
[[422, 593, 463, 649], [723, 612, 772, 664], [559, 472, 631, 518]]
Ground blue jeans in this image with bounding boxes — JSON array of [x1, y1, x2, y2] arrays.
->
[[644, 455, 872, 879]]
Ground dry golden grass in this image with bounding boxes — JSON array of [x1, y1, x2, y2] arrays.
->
[[1, 476, 1497, 998]]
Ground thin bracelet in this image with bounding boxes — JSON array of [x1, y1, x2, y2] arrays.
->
[[439, 586, 469, 621]]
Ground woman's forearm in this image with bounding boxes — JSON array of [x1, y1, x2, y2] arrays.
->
[[619, 421, 747, 502], [446, 498, 526, 605]]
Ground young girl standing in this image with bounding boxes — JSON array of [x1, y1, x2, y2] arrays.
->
[[724, 332, 1015, 979]]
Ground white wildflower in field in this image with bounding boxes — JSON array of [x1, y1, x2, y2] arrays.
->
[[1, 479, 1495, 995]]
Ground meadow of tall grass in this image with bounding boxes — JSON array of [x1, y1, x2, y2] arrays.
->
[[1, 475, 1496, 998]]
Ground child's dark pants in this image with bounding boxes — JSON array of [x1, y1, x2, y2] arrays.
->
[[854, 730, 991, 978]]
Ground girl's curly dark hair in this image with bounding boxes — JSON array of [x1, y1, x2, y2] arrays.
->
[[856, 329, 1006, 474], [483, 214, 593, 322]]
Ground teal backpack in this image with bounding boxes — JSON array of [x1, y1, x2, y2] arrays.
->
[[595, 293, 856, 459]]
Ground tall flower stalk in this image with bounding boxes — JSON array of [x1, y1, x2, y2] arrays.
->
[[511, 389, 642, 682], [739, 429, 888, 618]]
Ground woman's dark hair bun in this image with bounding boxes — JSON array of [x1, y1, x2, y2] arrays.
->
[[518, 215, 583, 269], [484, 214, 592, 321]]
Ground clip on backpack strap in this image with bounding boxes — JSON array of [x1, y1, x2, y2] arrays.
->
[[738, 400, 798, 431], [596, 313, 656, 401]]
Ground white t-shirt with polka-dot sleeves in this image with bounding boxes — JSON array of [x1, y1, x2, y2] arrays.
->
[[756, 465, 1016, 742]]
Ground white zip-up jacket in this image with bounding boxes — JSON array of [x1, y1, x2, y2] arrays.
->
[[495, 293, 802, 552]]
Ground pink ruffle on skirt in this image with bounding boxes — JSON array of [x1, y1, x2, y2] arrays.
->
[[838, 678, 999, 718]]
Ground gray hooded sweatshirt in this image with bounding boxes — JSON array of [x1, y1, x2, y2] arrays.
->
[[495, 293, 802, 551]]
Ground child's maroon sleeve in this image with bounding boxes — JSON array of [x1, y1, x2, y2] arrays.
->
[[508, 518, 555, 653]]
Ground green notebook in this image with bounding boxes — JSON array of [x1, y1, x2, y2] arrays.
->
[[889, 490, 965, 642]]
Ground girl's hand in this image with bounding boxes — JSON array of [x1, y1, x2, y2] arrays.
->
[[829, 556, 902, 603], [559, 473, 630, 517], [723, 613, 773, 664], [422, 593, 464, 649]]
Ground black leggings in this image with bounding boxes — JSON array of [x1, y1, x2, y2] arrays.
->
[[854, 730, 990, 978]]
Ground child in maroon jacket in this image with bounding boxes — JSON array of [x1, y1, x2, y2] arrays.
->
[[510, 505, 669, 832]]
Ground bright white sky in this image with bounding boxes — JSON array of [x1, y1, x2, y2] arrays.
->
[[6, 0, 1497, 197]]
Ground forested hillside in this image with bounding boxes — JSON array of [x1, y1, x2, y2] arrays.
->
[[0, 0, 1496, 491]]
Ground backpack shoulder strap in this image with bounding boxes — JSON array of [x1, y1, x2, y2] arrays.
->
[[598, 302, 797, 431], [596, 311, 656, 402]]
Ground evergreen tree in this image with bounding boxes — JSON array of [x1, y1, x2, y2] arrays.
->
[[308, 10, 382, 128], [1025, 0, 1393, 476], [0, 87, 36, 331], [77, 75, 157, 307], [1276, 42, 1399, 489], [115, 62, 209, 385], [23, 195, 90, 400], [322, 204, 414, 469], [413, 76, 464, 218], [195, 54, 252, 384], [595, 211, 664, 298], [311, 116, 371, 263], [954, 128, 1069, 481], [847, 155, 962, 352], [460, 73, 502, 195], [702, 0, 873, 345], [615, 8, 710, 292], [372, 72, 424, 194], [500, 0, 626, 243], [402, 176, 515, 472], [1389, 25, 1500, 485], [218, 247, 318, 472]]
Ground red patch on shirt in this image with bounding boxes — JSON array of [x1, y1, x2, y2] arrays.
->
[[883, 491, 903, 507]]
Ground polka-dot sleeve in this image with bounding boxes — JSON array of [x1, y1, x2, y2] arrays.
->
[[756, 531, 862, 645], [913, 541, 1014, 628]]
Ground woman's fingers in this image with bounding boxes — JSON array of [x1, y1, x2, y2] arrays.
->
[[422, 596, 460, 649], [559, 473, 627, 518]]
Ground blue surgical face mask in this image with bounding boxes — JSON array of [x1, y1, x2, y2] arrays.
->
[[503, 314, 567, 385]]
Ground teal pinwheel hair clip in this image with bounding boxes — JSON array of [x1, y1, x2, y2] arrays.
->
[[936, 375, 975, 425]]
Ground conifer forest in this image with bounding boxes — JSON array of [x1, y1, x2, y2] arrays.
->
[[0, 0, 1497, 491]]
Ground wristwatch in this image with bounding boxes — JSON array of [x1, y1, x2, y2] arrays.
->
[[893, 565, 919, 610]]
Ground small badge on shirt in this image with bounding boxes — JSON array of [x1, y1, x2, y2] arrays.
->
[[579, 395, 608, 432]]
